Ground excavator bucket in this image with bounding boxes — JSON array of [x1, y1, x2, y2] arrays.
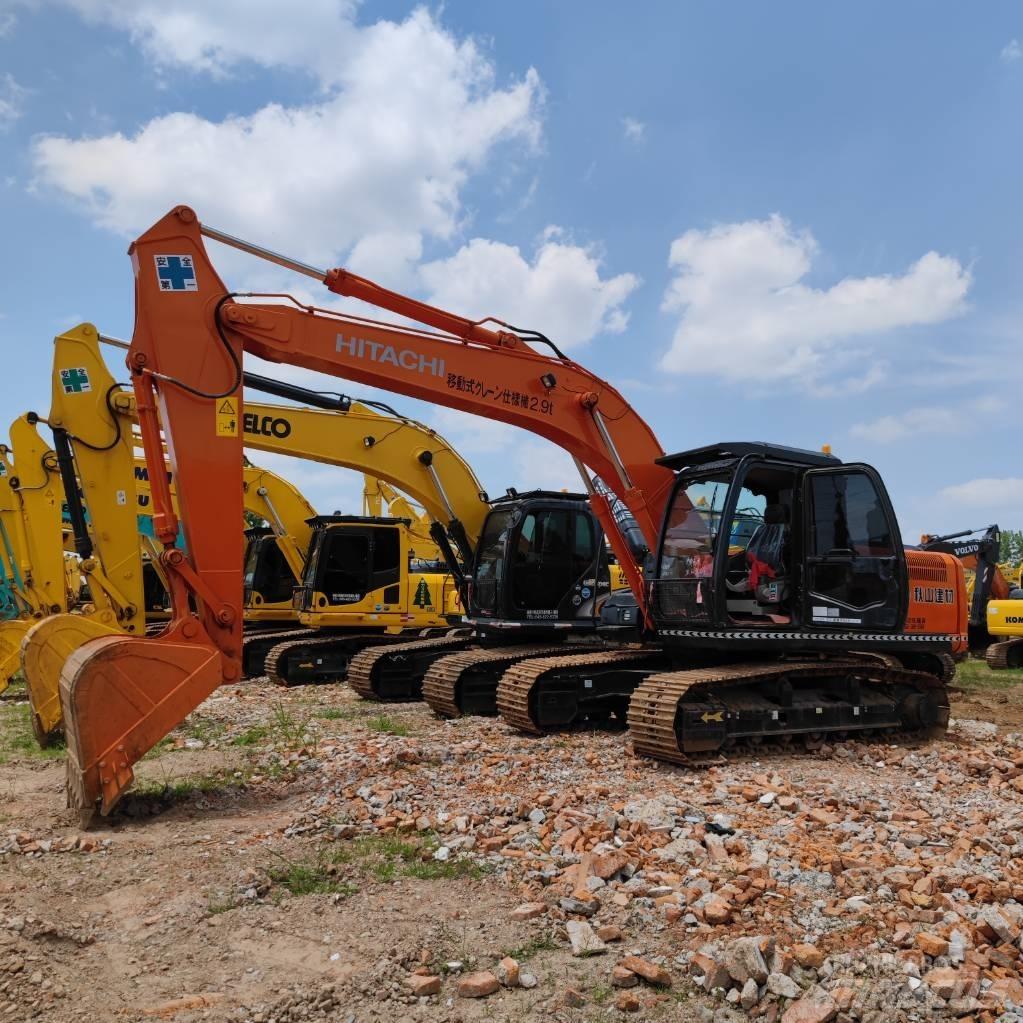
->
[[21, 615, 119, 746], [0, 619, 32, 695], [60, 631, 225, 815]]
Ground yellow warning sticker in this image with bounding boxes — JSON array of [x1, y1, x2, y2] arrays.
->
[[216, 397, 238, 437]]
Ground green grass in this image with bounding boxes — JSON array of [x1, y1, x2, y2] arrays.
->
[[313, 707, 353, 721], [267, 850, 359, 898], [501, 934, 559, 962], [269, 702, 309, 746], [268, 833, 490, 900], [0, 697, 66, 762], [364, 715, 409, 736], [591, 985, 612, 1005], [231, 725, 270, 747], [956, 657, 1023, 691], [131, 769, 248, 802], [207, 894, 241, 916], [183, 717, 227, 744]]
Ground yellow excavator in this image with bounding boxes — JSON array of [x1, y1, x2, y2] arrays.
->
[[25, 453, 318, 744], [25, 323, 457, 737], [0, 447, 31, 689], [985, 571, 1023, 668], [25, 326, 488, 719], [0, 417, 74, 696], [63, 327, 491, 686]]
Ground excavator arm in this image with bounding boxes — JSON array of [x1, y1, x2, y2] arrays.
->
[[61, 206, 672, 814]]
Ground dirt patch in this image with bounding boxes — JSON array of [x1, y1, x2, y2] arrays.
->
[[1, 672, 1021, 1022]]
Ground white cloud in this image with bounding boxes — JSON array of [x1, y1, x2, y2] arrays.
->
[[1001, 38, 1022, 62], [50, 0, 360, 85], [0, 11, 16, 37], [0, 73, 27, 129], [850, 396, 1004, 444], [622, 117, 645, 142], [31, 9, 542, 267], [659, 214, 971, 381], [938, 478, 1023, 527], [420, 231, 640, 350]]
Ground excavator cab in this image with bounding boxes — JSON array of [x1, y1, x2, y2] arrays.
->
[[243, 527, 299, 621], [467, 492, 612, 643], [298, 516, 409, 614], [274, 515, 455, 686], [650, 443, 920, 644]]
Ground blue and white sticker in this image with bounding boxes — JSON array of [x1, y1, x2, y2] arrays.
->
[[155, 254, 198, 292], [581, 587, 592, 599]]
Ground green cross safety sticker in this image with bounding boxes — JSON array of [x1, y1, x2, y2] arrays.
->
[[413, 578, 433, 608], [60, 367, 92, 394]]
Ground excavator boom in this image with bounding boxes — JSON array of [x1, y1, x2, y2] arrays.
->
[[61, 205, 672, 813]]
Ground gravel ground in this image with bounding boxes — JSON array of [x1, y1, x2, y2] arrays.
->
[[1, 667, 1023, 1023]]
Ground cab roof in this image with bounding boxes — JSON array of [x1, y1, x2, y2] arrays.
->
[[492, 489, 590, 505], [657, 442, 841, 472], [306, 515, 412, 528]]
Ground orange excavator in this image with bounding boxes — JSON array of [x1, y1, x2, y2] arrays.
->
[[918, 525, 1009, 655], [59, 207, 967, 816]]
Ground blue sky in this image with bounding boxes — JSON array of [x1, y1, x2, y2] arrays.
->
[[1, 1, 1021, 541]]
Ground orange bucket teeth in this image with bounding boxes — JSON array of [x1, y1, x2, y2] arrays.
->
[[60, 631, 224, 815]]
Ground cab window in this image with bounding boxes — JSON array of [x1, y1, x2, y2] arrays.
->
[[810, 473, 895, 557]]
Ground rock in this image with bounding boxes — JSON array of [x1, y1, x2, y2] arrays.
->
[[619, 955, 671, 987], [590, 848, 630, 879], [691, 952, 731, 992], [741, 977, 760, 1010], [496, 957, 519, 987], [595, 924, 622, 942], [923, 966, 960, 1000], [767, 972, 801, 999], [781, 993, 838, 1023], [831, 987, 857, 1012], [703, 895, 732, 925], [987, 976, 1023, 1006], [433, 846, 450, 862], [566, 920, 606, 957], [615, 991, 642, 1012], [560, 896, 598, 917], [914, 932, 948, 958], [612, 965, 638, 988], [808, 808, 837, 826], [519, 972, 538, 990], [528, 808, 546, 824], [457, 972, 499, 999], [791, 944, 824, 970], [623, 797, 676, 829], [777, 796, 801, 812], [510, 902, 546, 921], [725, 936, 769, 984], [561, 987, 585, 1007], [406, 975, 440, 997], [705, 834, 730, 862], [977, 905, 1019, 944]]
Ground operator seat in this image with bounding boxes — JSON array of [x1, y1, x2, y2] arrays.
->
[[745, 504, 790, 611]]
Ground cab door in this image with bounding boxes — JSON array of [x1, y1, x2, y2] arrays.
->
[[800, 466, 906, 631]]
